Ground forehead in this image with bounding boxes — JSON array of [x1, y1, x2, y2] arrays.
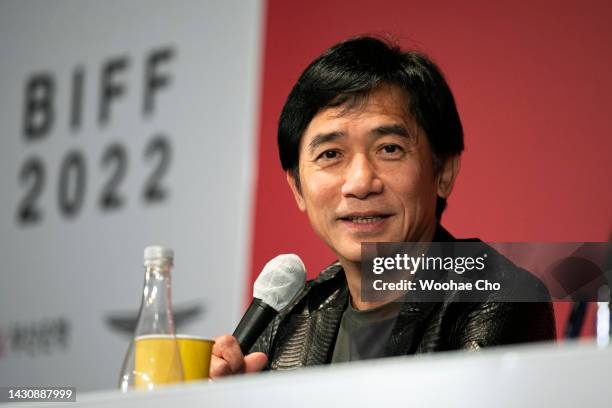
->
[[302, 85, 414, 143]]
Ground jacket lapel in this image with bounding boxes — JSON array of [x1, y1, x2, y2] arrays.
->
[[304, 283, 348, 365], [384, 224, 454, 356], [271, 263, 348, 369], [383, 301, 438, 356]]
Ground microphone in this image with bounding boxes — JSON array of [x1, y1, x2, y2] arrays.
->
[[565, 301, 588, 338], [233, 254, 306, 355]]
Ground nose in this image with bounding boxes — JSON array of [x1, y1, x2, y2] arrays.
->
[[341, 154, 383, 199]]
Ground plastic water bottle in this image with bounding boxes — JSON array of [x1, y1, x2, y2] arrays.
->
[[118, 246, 183, 391]]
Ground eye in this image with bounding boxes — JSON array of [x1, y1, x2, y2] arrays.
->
[[323, 150, 338, 159], [316, 149, 341, 161], [379, 144, 405, 158]]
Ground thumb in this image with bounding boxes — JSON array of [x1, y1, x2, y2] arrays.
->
[[243, 352, 268, 373]]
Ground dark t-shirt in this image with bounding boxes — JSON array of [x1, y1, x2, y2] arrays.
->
[[331, 298, 402, 363]]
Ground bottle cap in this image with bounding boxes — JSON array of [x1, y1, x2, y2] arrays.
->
[[144, 245, 174, 263]]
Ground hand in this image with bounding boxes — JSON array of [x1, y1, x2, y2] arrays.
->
[[209, 334, 268, 379]]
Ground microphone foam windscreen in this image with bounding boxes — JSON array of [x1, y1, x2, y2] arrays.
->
[[253, 254, 307, 312]]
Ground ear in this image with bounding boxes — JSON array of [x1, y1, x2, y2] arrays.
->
[[286, 172, 306, 212], [436, 155, 460, 199]]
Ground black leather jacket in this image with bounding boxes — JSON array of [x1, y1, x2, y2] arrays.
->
[[251, 227, 556, 369]]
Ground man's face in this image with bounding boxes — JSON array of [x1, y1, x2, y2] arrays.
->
[[287, 85, 457, 264]]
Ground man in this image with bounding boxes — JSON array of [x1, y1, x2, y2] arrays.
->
[[210, 36, 556, 377]]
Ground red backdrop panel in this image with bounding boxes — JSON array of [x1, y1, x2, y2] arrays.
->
[[250, 0, 612, 340]]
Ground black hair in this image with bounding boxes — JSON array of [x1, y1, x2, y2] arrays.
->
[[278, 36, 464, 219]]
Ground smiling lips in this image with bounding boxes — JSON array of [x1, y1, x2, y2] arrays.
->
[[337, 212, 393, 232]]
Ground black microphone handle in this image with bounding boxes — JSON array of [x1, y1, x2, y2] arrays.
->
[[565, 301, 587, 339], [232, 298, 278, 355]]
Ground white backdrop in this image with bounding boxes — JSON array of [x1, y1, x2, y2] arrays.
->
[[0, 0, 263, 391]]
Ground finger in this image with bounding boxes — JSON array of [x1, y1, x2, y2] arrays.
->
[[244, 352, 268, 373], [212, 335, 245, 373], [212, 334, 232, 357], [209, 355, 232, 379]]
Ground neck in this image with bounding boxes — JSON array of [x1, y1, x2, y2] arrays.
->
[[340, 222, 438, 311]]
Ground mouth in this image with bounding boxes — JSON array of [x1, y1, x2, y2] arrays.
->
[[339, 215, 392, 223], [337, 212, 393, 227]]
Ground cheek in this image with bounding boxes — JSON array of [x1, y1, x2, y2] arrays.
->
[[387, 165, 438, 211], [301, 172, 339, 216], [393, 160, 427, 191]]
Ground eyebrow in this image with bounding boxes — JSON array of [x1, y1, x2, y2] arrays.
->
[[307, 131, 344, 154], [372, 124, 411, 139], [307, 124, 412, 154]]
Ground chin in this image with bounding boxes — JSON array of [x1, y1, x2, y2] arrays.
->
[[336, 246, 363, 264]]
